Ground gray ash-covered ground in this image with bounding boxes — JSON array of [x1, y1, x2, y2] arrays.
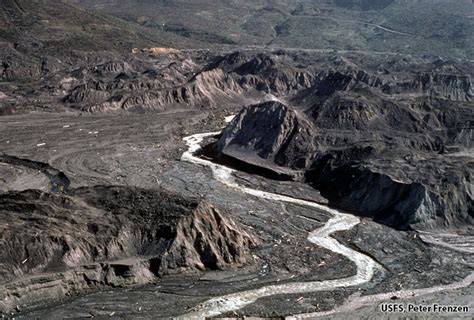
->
[[0, 181, 259, 309], [1, 6, 473, 316], [8, 153, 473, 319], [212, 54, 474, 232]]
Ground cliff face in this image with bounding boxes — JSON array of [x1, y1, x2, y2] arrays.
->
[[63, 63, 245, 113], [215, 78, 473, 231], [4, 45, 474, 116], [161, 200, 257, 272], [67, 62, 453, 117], [313, 163, 473, 230], [217, 101, 316, 172], [383, 73, 473, 102], [0, 186, 258, 310]]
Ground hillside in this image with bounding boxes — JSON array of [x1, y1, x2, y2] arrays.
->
[[210, 51, 473, 231], [0, 0, 204, 80], [72, 0, 474, 58], [0, 1, 473, 318], [0, 185, 257, 311]]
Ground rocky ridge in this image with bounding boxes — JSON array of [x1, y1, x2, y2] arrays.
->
[[212, 53, 473, 231], [0, 186, 257, 311]]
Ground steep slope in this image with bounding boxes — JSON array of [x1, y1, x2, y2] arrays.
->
[[73, 0, 474, 59], [0, 186, 257, 311], [214, 78, 474, 231], [216, 101, 317, 175], [64, 64, 245, 113], [3, 42, 473, 115], [0, 0, 200, 81]]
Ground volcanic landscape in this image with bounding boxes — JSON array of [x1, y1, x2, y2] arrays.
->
[[1, 0, 473, 319]]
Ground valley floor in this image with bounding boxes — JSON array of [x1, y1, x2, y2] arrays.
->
[[0, 111, 472, 318]]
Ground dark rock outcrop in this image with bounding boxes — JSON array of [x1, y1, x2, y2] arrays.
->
[[0, 186, 257, 311], [64, 64, 245, 112], [214, 95, 474, 231], [160, 200, 257, 272], [217, 101, 316, 174], [0, 155, 70, 193], [312, 162, 473, 230], [383, 73, 473, 102]]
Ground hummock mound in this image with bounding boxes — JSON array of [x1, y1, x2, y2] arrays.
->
[[0, 186, 257, 311], [162, 200, 256, 272], [214, 100, 473, 232]]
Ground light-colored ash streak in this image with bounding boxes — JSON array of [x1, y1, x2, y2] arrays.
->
[[179, 131, 380, 318]]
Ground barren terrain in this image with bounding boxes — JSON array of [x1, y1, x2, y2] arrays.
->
[[0, 0, 473, 319]]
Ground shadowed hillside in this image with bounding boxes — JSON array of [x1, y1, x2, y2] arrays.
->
[[72, 0, 474, 58], [0, 0, 207, 80]]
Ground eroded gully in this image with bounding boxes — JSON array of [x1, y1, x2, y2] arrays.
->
[[179, 130, 474, 319]]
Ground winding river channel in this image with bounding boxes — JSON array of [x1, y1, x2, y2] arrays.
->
[[179, 129, 474, 319]]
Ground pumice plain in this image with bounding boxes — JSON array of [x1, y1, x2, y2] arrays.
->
[[0, 0, 473, 319]]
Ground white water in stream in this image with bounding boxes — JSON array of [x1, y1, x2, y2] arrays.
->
[[179, 131, 474, 319], [179, 132, 379, 318]]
